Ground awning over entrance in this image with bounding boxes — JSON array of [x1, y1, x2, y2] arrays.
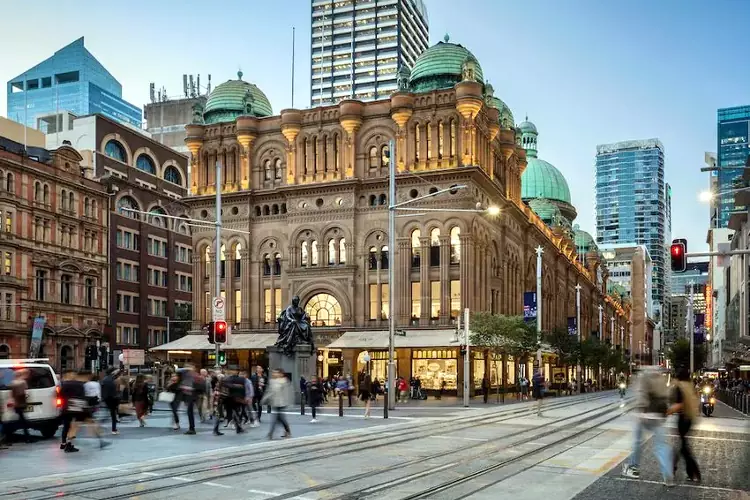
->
[[327, 330, 461, 349], [150, 333, 278, 352]]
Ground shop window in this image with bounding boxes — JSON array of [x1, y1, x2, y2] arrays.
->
[[381, 283, 389, 320]]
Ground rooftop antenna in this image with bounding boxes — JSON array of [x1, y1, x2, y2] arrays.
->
[[189, 75, 195, 98], [197, 74, 201, 97], [207, 74, 212, 94], [183, 75, 188, 97], [149, 82, 155, 103]]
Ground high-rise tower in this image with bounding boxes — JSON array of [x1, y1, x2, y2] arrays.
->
[[716, 106, 750, 228], [596, 139, 667, 322], [310, 0, 429, 106]]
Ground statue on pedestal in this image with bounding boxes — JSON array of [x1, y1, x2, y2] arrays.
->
[[275, 295, 315, 356]]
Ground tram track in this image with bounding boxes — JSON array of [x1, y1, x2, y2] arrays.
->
[[0, 393, 614, 500]]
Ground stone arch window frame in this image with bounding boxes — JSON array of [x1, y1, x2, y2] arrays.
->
[[296, 230, 321, 268], [5, 171, 14, 193], [264, 158, 273, 181], [437, 120, 444, 159], [61, 188, 69, 212], [449, 118, 457, 158], [304, 292, 343, 327], [274, 158, 283, 180], [426, 120, 432, 161], [368, 145, 379, 169], [42, 183, 50, 205], [332, 132, 341, 173], [311, 135, 318, 175], [233, 242, 243, 278], [135, 152, 158, 176], [146, 204, 168, 229], [321, 133, 329, 173], [262, 252, 272, 276], [429, 227, 441, 266], [219, 242, 227, 278], [204, 245, 211, 278], [103, 138, 129, 164], [414, 121, 421, 163], [0, 343, 10, 359], [115, 193, 143, 220], [60, 272, 73, 305], [34, 181, 42, 203], [162, 162, 185, 187], [410, 228, 421, 268], [84, 276, 96, 307], [84, 196, 90, 218], [449, 226, 461, 264]]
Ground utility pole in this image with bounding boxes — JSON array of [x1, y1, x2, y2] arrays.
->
[[688, 281, 694, 376], [387, 138, 396, 411], [463, 308, 470, 408], [576, 283, 582, 394], [214, 161, 222, 370], [535, 246, 543, 374]]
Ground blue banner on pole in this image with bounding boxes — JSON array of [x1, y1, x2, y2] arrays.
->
[[694, 313, 706, 344], [567, 317, 577, 336], [29, 316, 46, 358], [523, 292, 537, 323]]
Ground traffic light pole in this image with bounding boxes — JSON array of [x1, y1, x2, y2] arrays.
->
[[214, 161, 222, 370]]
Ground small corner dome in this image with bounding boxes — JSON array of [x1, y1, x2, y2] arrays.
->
[[488, 96, 515, 129], [409, 35, 484, 93], [203, 72, 273, 125], [518, 119, 537, 134], [573, 224, 597, 250]]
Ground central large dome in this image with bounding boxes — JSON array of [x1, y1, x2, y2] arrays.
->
[[203, 72, 273, 125], [409, 35, 484, 93], [521, 158, 572, 204]]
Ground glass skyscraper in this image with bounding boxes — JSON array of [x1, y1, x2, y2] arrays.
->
[[716, 106, 750, 228], [596, 139, 668, 322], [6, 37, 141, 132], [310, 0, 429, 106]]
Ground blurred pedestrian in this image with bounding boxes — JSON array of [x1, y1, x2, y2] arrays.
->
[[668, 366, 701, 483], [532, 369, 545, 417], [132, 375, 149, 427], [10, 369, 31, 443], [262, 369, 293, 439], [101, 369, 119, 435], [307, 376, 323, 423], [179, 364, 197, 435]]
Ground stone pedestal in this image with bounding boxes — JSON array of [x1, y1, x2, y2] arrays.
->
[[267, 343, 314, 404]]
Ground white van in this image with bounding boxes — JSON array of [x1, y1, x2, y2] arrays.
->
[[0, 359, 61, 439]]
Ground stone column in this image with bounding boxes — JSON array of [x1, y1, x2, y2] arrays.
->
[[398, 238, 411, 327], [439, 236, 450, 324], [459, 234, 473, 312]]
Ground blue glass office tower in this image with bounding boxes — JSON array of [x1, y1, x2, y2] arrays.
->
[[6, 37, 141, 132], [595, 139, 667, 322], [716, 106, 750, 228]]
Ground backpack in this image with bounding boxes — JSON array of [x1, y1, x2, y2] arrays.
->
[[677, 382, 699, 420]]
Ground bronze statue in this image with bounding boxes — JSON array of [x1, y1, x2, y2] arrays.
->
[[275, 295, 315, 356]]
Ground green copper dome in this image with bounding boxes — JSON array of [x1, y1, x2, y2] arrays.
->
[[573, 224, 597, 252], [528, 198, 562, 225], [409, 36, 484, 93], [488, 96, 515, 130], [521, 157, 572, 204], [203, 72, 273, 125], [518, 119, 537, 134]]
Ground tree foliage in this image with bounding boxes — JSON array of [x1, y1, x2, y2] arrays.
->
[[544, 327, 578, 366], [668, 338, 707, 372]]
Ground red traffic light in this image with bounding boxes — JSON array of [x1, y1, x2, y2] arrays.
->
[[670, 242, 686, 273], [214, 320, 228, 343], [671, 245, 682, 256]]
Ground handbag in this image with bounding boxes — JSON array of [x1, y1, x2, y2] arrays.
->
[[158, 391, 175, 403]]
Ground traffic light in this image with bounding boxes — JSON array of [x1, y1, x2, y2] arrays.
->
[[206, 322, 215, 344], [214, 320, 227, 344], [218, 351, 227, 366], [670, 240, 686, 272]]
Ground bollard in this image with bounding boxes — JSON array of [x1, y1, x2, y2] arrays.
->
[[301, 391, 306, 415], [339, 391, 344, 417], [384, 391, 388, 419], [268, 404, 271, 414]]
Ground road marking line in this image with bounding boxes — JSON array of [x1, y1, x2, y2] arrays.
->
[[170, 476, 193, 482], [613, 477, 747, 493], [248, 489, 279, 496], [204, 481, 232, 488], [141, 472, 160, 477], [434, 435, 488, 442]]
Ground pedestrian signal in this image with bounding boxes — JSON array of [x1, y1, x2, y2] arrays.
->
[[218, 351, 227, 366]]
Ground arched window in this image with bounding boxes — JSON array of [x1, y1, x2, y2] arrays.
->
[[117, 196, 140, 219], [84, 197, 90, 217], [368, 146, 379, 169], [61, 274, 72, 304], [85, 278, 95, 307], [414, 125, 421, 162], [304, 293, 342, 327], [262, 253, 271, 276], [264, 159, 272, 181], [411, 229, 421, 267], [104, 140, 126, 162], [312, 137, 318, 173], [234, 244, 242, 278], [339, 238, 347, 265], [61, 189, 68, 211], [301, 241, 309, 267], [90, 199, 96, 219], [263, 205, 270, 216], [0, 344, 9, 359], [164, 166, 183, 185], [381, 144, 390, 168], [369, 246, 377, 270], [273, 253, 282, 275], [450, 227, 461, 264], [381, 245, 389, 269], [430, 228, 440, 266], [205, 246, 210, 277], [275, 158, 282, 180], [136, 155, 157, 175], [450, 119, 456, 158], [438, 121, 444, 159], [426, 123, 432, 160], [369, 195, 377, 207], [6, 173, 14, 193], [34, 181, 41, 202], [149, 207, 166, 228], [303, 138, 309, 175], [311, 240, 319, 266], [43, 184, 50, 205], [69, 192, 75, 214], [322, 135, 328, 171], [328, 239, 336, 265], [333, 134, 340, 172], [220, 244, 226, 278], [378, 194, 386, 206], [60, 345, 74, 371]]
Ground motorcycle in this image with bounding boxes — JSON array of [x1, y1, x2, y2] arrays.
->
[[618, 382, 626, 398], [700, 386, 715, 417]]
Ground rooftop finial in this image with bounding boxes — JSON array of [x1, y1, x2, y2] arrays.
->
[[444, 33, 450, 43], [525, 114, 528, 121], [237, 70, 243, 80]]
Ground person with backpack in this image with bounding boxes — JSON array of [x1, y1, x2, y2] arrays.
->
[[667, 366, 701, 483], [622, 366, 674, 486]]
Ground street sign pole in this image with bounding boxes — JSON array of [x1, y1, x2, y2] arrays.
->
[[214, 160, 222, 370]]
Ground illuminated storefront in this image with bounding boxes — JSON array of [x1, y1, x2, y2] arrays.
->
[[412, 349, 458, 391]]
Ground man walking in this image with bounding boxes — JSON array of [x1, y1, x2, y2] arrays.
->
[[101, 369, 119, 435], [532, 369, 545, 416], [250, 366, 266, 424], [10, 369, 31, 443]]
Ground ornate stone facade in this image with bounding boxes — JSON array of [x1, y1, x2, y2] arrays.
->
[[183, 83, 631, 348]]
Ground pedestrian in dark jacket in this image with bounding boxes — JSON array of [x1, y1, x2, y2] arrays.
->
[[132, 375, 149, 427], [307, 376, 323, 423], [101, 369, 119, 434]]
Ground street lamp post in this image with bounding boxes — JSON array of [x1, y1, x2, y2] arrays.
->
[[575, 283, 582, 394], [535, 246, 543, 374], [598, 304, 603, 390]]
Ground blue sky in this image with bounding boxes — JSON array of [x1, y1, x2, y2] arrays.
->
[[1, 0, 748, 250]]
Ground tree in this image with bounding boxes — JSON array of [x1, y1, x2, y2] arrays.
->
[[544, 327, 578, 367], [470, 313, 534, 402], [668, 338, 706, 374], [580, 337, 610, 388]]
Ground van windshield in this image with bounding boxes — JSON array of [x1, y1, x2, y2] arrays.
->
[[0, 367, 56, 390]]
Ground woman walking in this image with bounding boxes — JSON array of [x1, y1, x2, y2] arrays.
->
[[132, 375, 149, 427], [262, 369, 293, 440], [668, 366, 701, 483], [359, 372, 372, 418]]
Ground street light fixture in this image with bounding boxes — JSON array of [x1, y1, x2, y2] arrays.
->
[[699, 186, 750, 203]]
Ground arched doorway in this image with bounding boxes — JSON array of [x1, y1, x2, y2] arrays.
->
[[304, 293, 342, 327], [0, 344, 9, 359], [60, 345, 74, 371]]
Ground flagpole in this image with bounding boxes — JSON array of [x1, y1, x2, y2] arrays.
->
[[291, 26, 295, 108]]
